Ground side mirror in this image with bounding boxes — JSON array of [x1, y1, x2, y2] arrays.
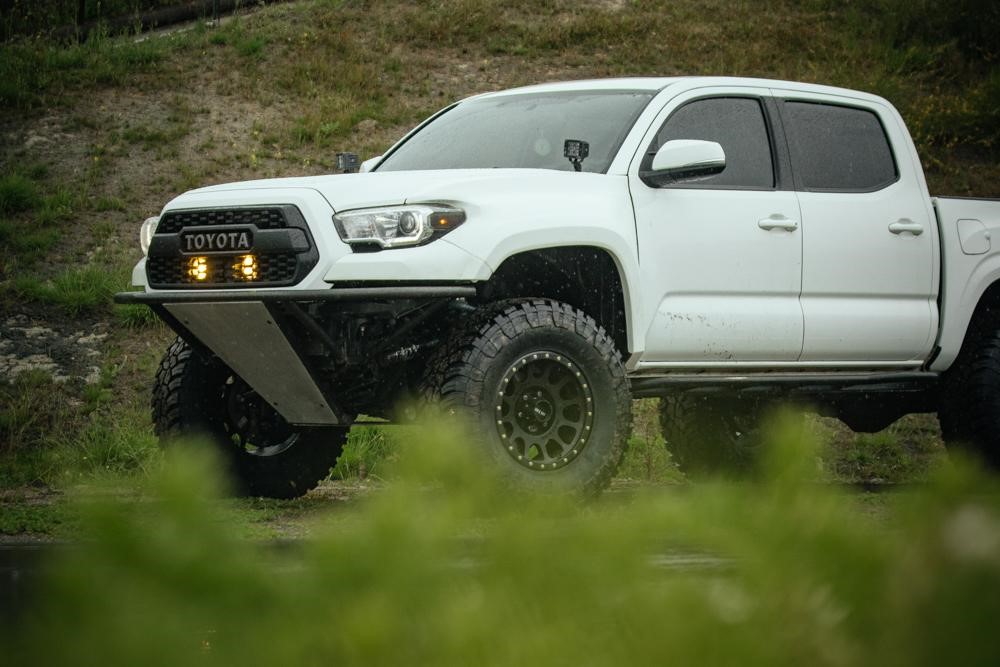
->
[[360, 156, 383, 173], [640, 140, 726, 187]]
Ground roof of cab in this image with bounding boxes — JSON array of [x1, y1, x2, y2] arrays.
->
[[470, 76, 889, 107]]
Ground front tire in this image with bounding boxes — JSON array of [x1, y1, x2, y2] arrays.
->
[[152, 338, 348, 499], [426, 299, 631, 495]]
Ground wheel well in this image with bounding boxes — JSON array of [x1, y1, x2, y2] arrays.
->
[[975, 280, 1000, 323], [956, 280, 1000, 361], [477, 246, 629, 355]]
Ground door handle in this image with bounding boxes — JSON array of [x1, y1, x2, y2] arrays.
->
[[888, 219, 923, 236], [758, 216, 798, 232]]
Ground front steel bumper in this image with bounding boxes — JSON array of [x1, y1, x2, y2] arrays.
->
[[115, 286, 476, 426]]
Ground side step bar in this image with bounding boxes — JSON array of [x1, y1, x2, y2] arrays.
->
[[629, 372, 939, 399]]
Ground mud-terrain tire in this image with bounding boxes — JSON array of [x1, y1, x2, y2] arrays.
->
[[939, 316, 1000, 469], [152, 337, 348, 498], [659, 395, 762, 477], [424, 299, 631, 495]]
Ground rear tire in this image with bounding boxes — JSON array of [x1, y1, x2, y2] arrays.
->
[[658, 395, 762, 477], [424, 300, 631, 496], [939, 318, 1000, 469], [152, 337, 348, 499]]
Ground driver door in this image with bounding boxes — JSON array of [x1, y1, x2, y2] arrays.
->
[[630, 89, 804, 364]]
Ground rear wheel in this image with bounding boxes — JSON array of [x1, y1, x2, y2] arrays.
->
[[425, 300, 631, 495], [152, 338, 347, 498], [659, 395, 762, 477], [939, 318, 1000, 469]]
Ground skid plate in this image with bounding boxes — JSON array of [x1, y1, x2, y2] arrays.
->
[[164, 301, 339, 425]]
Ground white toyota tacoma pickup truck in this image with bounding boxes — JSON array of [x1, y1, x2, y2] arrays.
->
[[118, 76, 1000, 497]]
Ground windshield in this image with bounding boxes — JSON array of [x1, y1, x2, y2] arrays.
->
[[376, 90, 654, 173]]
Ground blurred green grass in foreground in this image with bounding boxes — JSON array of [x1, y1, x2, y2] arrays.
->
[[3, 409, 1000, 666]]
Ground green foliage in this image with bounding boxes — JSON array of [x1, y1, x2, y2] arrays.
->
[[3, 416, 998, 665], [49, 406, 160, 479], [620, 398, 684, 483], [0, 29, 166, 110], [0, 170, 79, 274], [0, 365, 159, 489], [0, 371, 69, 456], [819, 414, 947, 484], [234, 34, 267, 59], [818, 0, 1000, 151], [333, 425, 402, 480], [94, 195, 127, 212], [0, 500, 71, 535], [35, 187, 78, 225], [114, 302, 162, 329], [0, 220, 61, 265], [839, 0, 1000, 63], [13, 263, 128, 315], [0, 173, 40, 215], [119, 118, 191, 151], [0, 371, 72, 487]]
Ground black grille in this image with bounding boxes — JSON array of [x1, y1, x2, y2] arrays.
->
[[146, 205, 318, 289], [157, 207, 287, 234], [147, 252, 300, 286]]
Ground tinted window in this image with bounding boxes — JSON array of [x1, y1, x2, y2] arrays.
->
[[649, 97, 774, 188], [782, 101, 897, 191], [377, 91, 653, 173]]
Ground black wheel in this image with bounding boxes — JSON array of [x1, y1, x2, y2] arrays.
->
[[658, 395, 761, 477], [425, 299, 631, 495], [152, 337, 348, 498], [939, 317, 1000, 469]]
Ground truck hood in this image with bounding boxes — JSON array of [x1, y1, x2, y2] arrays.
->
[[188, 169, 612, 212]]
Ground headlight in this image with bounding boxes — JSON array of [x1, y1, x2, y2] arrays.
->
[[332, 204, 465, 249], [139, 216, 160, 255]]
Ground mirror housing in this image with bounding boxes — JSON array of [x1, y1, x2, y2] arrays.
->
[[359, 155, 382, 173], [640, 140, 726, 187]]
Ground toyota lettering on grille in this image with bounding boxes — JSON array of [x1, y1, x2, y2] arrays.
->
[[180, 228, 254, 254]]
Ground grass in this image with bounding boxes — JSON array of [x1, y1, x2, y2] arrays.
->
[[0, 167, 87, 276], [0, 173, 40, 215], [3, 418, 999, 664], [34, 187, 78, 226], [0, 371, 70, 454], [12, 263, 129, 315], [114, 302, 162, 328], [48, 405, 160, 481], [0, 372, 75, 488], [93, 195, 126, 212], [619, 399, 685, 483], [0, 220, 61, 266], [0, 365, 158, 490], [0, 496, 74, 535], [333, 425, 402, 481], [0, 29, 168, 109], [119, 122, 190, 152], [820, 414, 947, 483]]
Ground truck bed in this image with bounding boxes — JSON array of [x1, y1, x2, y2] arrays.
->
[[931, 196, 1000, 371]]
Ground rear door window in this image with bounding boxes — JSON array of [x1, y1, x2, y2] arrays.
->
[[782, 101, 898, 192]]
